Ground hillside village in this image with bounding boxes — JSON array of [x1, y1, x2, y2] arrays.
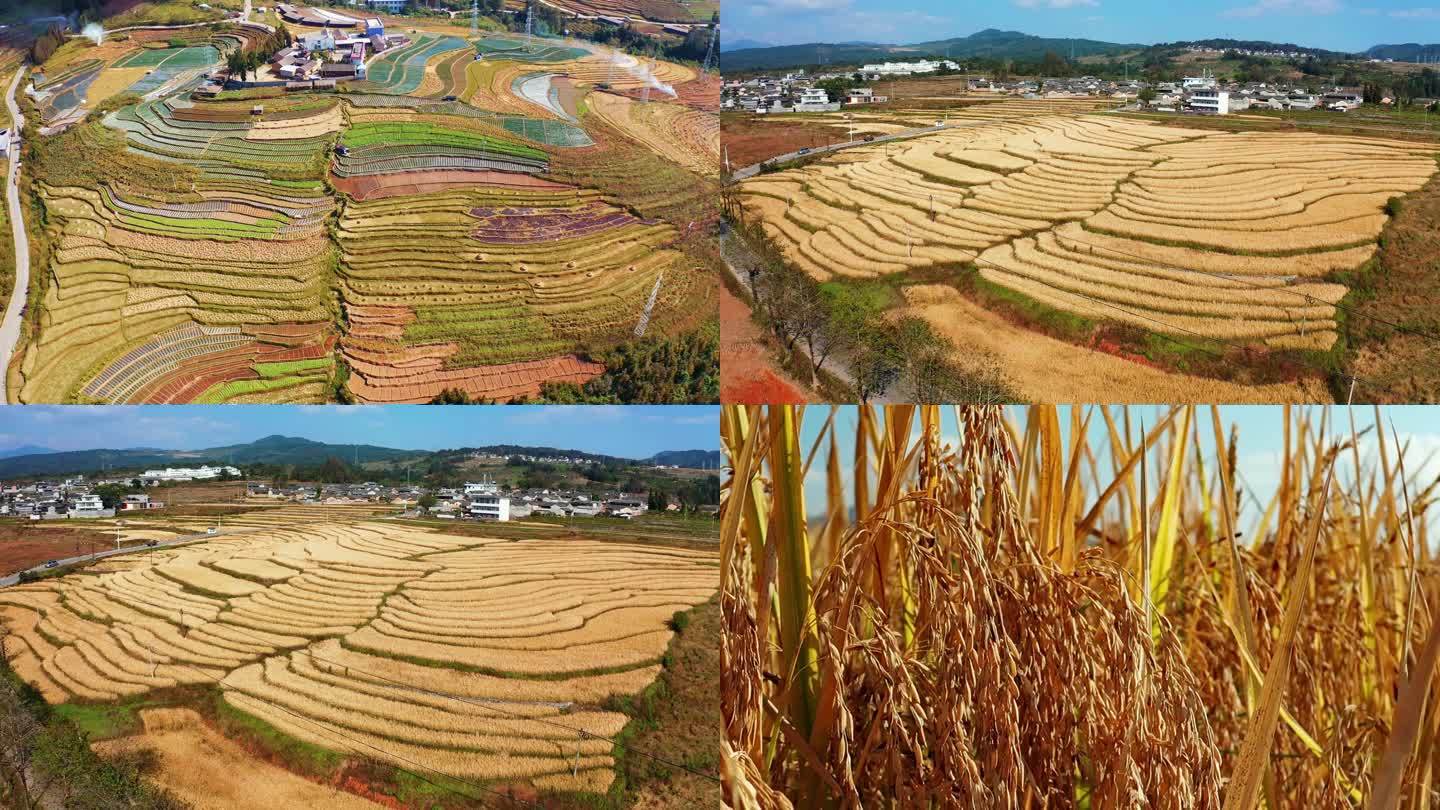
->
[[0, 464, 715, 522], [723, 66, 1401, 115]]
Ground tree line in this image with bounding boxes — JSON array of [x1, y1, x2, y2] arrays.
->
[[725, 211, 1015, 403], [1, 644, 184, 809], [224, 24, 294, 83]]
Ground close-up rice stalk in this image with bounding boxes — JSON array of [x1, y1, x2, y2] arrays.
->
[[720, 404, 1440, 809]]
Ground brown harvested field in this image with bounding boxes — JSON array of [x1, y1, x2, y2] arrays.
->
[[719, 113, 849, 169], [153, 482, 247, 505], [719, 284, 808, 404], [93, 709, 386, 810], [346, 347, 606, 403], [331, 169, 575, 202], [0, 523, 113, 575], [902, 284, 1331, 403]]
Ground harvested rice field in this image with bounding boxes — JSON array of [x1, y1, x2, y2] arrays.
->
[[0, 517, 719, 804], [11, 22, 719, 403], [733, 103, 1440, 395]]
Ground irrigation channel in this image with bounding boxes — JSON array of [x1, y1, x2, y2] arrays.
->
[[1, 67, 29, 404]]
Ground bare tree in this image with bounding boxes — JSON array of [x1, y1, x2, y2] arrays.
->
[[0, 645, 42, 810]]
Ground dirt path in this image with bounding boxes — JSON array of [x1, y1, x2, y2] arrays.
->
[[720, 283, 809, 404], [904, 285, 1333, 404], [93, 709, 385, 810]]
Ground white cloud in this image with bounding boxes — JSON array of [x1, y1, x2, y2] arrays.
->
[[1222, 0, 1341, 18], [1014, 0, 1098, 7], [1390, 6, 1440, 18]]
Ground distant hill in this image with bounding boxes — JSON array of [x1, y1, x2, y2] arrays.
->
[[912, 29, 1141, 60], [452, 445, 629, 465], [1365, 43, 1440, 61], [721, 28, 1139, 72], [0, 435, 419, 479], [722, 37, 773, 53], [202, 435, 416, 466], [648, 450, 721, 469], [1154, 38, 1349, 58], [0, 436, 715, 479], [0, 445, 55, 460]]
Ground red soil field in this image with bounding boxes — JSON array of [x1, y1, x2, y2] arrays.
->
[[719, 113, 849, 169], [331, 170, 572, 201], [0, 525, 114, 576], [133, 323, 334, 404], [347, 352, 605, 403], [720, 283, 807, 404]]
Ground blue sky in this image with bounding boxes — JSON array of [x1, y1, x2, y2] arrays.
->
[[796, 406, 1440, 533], [0, 406, 718, 458], [725, 0, 1440, 53]]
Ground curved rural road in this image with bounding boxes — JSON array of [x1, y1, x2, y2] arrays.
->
[[1, 67, 29, 405], [728, 122, 950, 180], [0, 527, 245, 588]]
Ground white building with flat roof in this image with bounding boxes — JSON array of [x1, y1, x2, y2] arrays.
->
[[141, 465, 241, 482], [860, 59, 959, 77], [793, 87, 840, 112], [1187, 88, 1230, 115], [1183, 72, 1217, 91], [465, 482, 510, 521]]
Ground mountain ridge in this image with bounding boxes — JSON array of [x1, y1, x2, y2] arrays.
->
[[721, 28, 1406, 72], [0, 436, 717, 479]]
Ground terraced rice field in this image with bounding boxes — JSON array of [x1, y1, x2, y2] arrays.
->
[[15, 90, 338, 404], [335, 182, 697, 402], [589, 91, 718, 177], [737, 111, 1438, 353], [0, 520, 717, 798], [14, 25, 717, 403]]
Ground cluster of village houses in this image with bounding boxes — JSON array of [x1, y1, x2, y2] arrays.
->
[[722, 64, 1412, 116], [0, 466, 704, 523], [245, 478, 667, 521], [0, 466, 241, 519], [202, 9, 410, 91]]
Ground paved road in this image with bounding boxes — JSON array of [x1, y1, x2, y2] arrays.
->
[[1, 67, 28, 404], [729, 122, 951, 180], [0, 528, 243, 588]]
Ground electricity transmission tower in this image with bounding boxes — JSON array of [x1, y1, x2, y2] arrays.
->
[[634, 273, 664, 338], [525, 0, 535, 51], [470, 0, 478, 38], [701, 26, 717, 75]]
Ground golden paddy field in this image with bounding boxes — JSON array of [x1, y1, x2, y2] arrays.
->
[[0, 517, 718, 798]]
